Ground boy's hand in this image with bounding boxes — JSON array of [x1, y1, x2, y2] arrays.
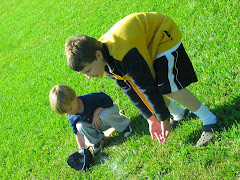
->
[[92, 116, 103, 129], [160, 119, 171, 143], [147, 115, 171, 143], [92, 107, 104, 129]]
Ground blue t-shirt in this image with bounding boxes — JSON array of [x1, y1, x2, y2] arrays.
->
[[68, 92, 113, 135]]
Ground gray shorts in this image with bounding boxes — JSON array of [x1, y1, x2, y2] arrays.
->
[[154, 42, 198, 95], [76, 104, 130, 145]]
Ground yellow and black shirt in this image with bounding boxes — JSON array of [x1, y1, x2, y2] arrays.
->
[[99, 12, 182, 121]]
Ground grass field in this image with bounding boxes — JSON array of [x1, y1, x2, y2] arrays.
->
[[0, 0, 239, 179]]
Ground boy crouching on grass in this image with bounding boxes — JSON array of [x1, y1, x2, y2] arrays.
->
[[49, 84, 132, 154]]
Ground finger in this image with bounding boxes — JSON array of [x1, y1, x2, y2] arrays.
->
[[163, 131, 170, 143], [165, 130, 170, 138], [161, 127, 166, 140], [95, 122, 99, 129], [162, 130, 171, 143], [92, 121, 98, 128], [150, 131, 155, 140], [159, 135, 165, 143], [96, 120, 102, 129], [159, 129, 165, 143], [162, 137, 166, 143], [98, 120, 103, 126], [155, 133, 162, 143]]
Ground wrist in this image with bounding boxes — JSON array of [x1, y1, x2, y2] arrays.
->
[[147, 114, 158, 123], [94, 107, 104, 115], [161, 118, 170, 126]]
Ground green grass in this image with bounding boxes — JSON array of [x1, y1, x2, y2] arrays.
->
[[0, 0, 239, 179]]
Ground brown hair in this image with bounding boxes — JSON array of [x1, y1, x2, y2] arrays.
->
[[65, 35, 103, 71], [49, 85, 76, 114]]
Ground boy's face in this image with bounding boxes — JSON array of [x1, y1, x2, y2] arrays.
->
[[78, 51, 106, 79], [64, 97, 80, 115]]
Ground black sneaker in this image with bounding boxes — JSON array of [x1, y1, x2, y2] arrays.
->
[[123, 125, 132, 137]]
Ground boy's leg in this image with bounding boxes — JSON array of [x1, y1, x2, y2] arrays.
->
[[76, 121, 105, 145], [154, 43, 196, 125], [154, 42, 219, 146], [166, 88, 218, 123], [166, 88, 201, 112], [166, 88, 220, 146], [99, 104, 130, 133], [166, 88, 218, 125], [163, 96, 189, 122]]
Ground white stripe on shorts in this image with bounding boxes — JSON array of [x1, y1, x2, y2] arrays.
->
[[165, 53, 178, 92], [166, 52, 183, 92], [155, 41, 183, 93]]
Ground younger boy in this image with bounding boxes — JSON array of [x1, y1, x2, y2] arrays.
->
[[49, 84, 132, 154]]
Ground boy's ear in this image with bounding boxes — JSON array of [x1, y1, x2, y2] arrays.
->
[[96, 50, 103, 59]]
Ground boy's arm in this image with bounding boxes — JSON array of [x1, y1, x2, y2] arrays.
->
[[91, 93, 112, 128], [76, 131, 86, 149], [122, 48, 170, 121], [92, 107, 104, 128], [115, 79, 153, 119], [116, 79, 171, 143], [121, 49, 171, 143]]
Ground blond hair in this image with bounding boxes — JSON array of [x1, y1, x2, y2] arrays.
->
[[65, 35, 103, 72], [49, 85, 76, 114]]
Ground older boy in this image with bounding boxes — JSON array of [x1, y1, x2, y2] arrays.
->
[[49, 85, 132, 153], [64, 12, 221, 147]]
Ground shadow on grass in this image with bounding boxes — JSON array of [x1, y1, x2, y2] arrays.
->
[[214, 96, 240, 126]]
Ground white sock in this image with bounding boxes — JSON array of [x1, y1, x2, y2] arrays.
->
[[168, 100, 185, 121], [193, 103, 217, 125]]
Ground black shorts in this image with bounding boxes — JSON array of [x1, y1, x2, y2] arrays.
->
[[153, 42, 198, 95]]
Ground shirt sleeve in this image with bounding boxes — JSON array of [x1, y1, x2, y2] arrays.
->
[[68, 115, 80, 135], [115, 79, 153, 119], [121, 48, 170, 121]]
